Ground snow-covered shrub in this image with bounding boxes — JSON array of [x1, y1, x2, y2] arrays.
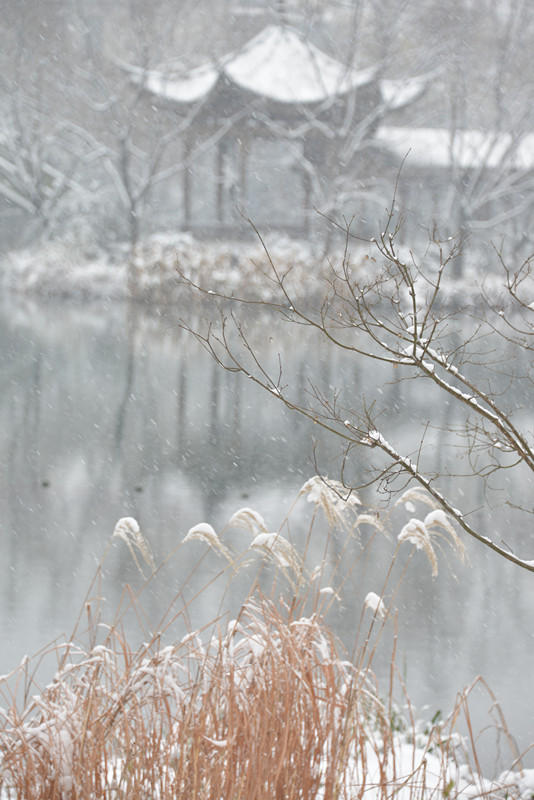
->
[[3, 231, 365, 305]]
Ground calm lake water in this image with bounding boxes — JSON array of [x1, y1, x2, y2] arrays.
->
[[1, 293, 533, 769]]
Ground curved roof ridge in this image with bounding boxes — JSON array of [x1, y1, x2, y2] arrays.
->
[[222, 24, 375, 103], [140, 24, 375, 106]]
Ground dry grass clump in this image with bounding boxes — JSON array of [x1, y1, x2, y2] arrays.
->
[[0, 600, 373, 799], [6, 232, 350, 305], [0, 598, 449, 800], [133, 233, 349, 305], [0, 479, 528, 799]]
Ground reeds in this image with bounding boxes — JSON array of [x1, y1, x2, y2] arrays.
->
[[0, 480, 528, 799]]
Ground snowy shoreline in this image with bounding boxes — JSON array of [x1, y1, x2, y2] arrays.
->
[[1, 233, 337, 306], [1, 230, 505, 313]]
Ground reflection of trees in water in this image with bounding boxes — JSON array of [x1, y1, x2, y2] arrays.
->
[[0, 305, 325, 626], [113, 311, 136, 453], [5, 343, 42, 618], [176, 349, 188, 454]]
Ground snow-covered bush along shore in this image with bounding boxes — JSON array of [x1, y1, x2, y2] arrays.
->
[[1, 233, 346, 305], [1, 227, 508, 313], [0, 477, 530, 799]]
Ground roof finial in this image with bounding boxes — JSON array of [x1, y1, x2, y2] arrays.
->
[[271, 0, 296, 27]]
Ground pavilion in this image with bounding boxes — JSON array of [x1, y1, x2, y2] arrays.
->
[[137, 23, 425, 237]]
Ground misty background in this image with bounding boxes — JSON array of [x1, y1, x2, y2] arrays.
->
[[2, 0, 534, 263]]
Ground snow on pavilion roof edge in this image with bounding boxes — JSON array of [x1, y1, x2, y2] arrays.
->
[[139, 24, 377, 107]]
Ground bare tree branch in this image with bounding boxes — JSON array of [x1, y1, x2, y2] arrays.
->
[[179, 212, 534, 573]]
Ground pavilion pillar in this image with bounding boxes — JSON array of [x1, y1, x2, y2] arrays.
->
[[183, 135, 192, 229], [238, 135, 249, 220], [303, 169, 311, 238], [216, 137, 225, 225]]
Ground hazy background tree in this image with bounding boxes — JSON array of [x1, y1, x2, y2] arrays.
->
[[375, 0, 534, 271], [437, 0, 534, 271], [0, 0, 87, 245]]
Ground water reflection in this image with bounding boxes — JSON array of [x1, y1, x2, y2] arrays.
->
[[0, 295, 533, 765]]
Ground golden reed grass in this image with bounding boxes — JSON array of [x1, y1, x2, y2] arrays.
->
[[0, 479, 528, 799]]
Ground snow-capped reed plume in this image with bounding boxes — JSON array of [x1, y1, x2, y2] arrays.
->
[[398, 517, 440, 576], [227, 506, 268, 536], [0, 479, 522, 799], [184, 522, 233, 562], [249, 531, 302, 578], [299, 475, 361, 530], [113, 515, 155, 576], [395, 489, 467, 576]]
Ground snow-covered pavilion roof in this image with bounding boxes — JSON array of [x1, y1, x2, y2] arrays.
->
[[376, 126, 534, 170], [142, 25, 376, 105]]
